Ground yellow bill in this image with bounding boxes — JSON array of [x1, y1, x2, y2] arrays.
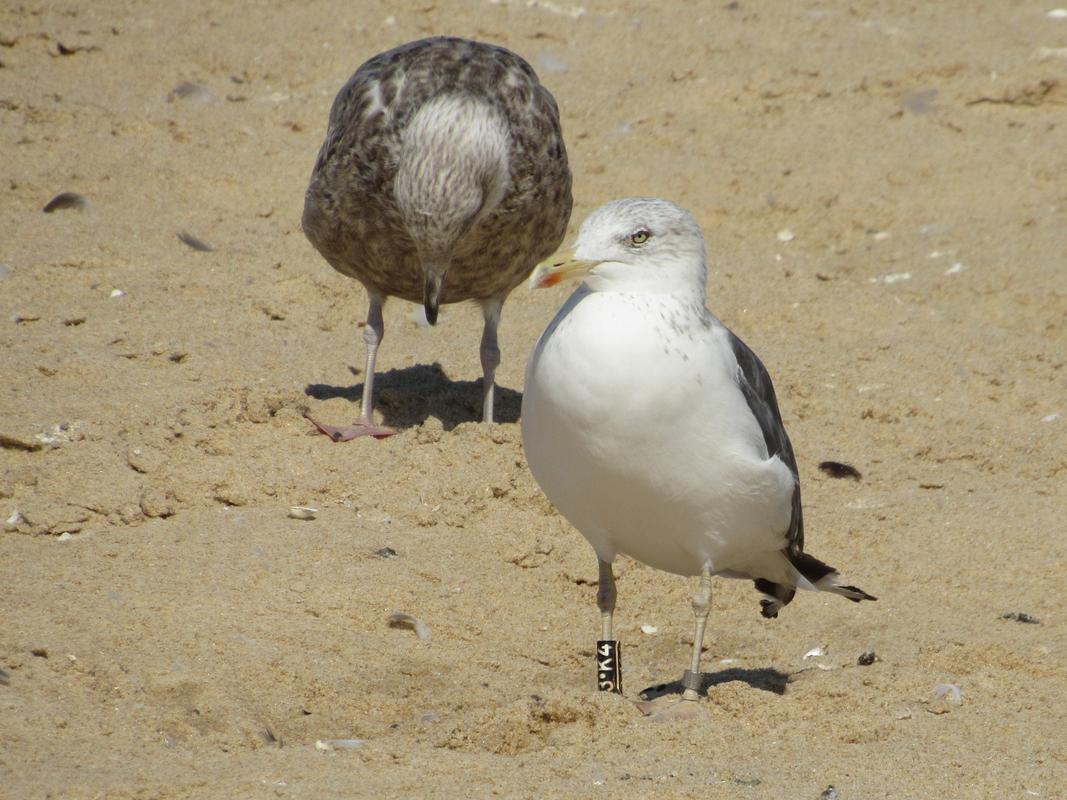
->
[[528, 255, 598, 289]]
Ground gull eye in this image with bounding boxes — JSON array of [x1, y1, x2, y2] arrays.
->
[[629, 229, 650, 246]]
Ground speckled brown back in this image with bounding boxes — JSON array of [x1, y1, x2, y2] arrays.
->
[[302, 37, 572, 305]]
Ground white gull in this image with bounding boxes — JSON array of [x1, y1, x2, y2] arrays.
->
[[522, 197, 875, 708]]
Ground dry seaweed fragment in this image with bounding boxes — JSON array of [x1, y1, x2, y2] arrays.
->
[[177, 231, 214, 252], [818, 460, 862, 480]]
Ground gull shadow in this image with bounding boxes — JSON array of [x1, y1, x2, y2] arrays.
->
[[639, 666, 791, 701], [305, 362, 522, 430]]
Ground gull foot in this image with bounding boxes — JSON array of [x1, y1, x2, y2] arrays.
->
[[303, 411, 396, 441]]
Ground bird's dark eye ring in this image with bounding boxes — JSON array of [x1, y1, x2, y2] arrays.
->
[[630, 229, 650, 246]]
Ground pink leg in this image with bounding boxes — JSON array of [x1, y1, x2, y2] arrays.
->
[[306, 295, 397, 441], [479, 298, 503, 424]]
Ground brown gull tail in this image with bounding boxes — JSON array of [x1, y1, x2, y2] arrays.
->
[[423, 273, 443, 325]]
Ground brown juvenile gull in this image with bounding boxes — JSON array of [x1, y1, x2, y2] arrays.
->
[[302, 36, 572, 440], [522, 198, 875, 712]]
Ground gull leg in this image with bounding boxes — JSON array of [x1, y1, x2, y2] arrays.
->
[[479, 298, 502, 424], [596, 559, 623, 693], [597, 558, 617, 641], [358, 297, 390, 429], [633, 563, 712, 719], [305, 294, 397, 441], [682, 563, 714, 702]]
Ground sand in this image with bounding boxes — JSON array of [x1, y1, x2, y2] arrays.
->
[[2, 1, 1065, 797]]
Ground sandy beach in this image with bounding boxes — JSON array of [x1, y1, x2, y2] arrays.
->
[[2, 1, 1065, 797]]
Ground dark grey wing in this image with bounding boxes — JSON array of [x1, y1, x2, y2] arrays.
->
[[731, 331, 874, 616], [728, 331, 815, 617], [728, 331, 802, 547], [729, 333, 796, 468]]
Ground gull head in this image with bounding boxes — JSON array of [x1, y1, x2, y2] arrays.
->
[[530, 197, 706, 295]]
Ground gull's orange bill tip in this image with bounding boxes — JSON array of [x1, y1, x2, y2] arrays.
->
[[535, 270, 564, 289]]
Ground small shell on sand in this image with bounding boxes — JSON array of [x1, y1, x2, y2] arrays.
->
[[316, 738, 366, 751], [932, 683, 962, 704], [288, 506, 318, 520]]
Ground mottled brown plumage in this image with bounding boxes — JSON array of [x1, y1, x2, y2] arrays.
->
[[302, 37, 572, 440]]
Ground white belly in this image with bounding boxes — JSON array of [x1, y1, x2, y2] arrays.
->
[[521, 289, 796, 578]]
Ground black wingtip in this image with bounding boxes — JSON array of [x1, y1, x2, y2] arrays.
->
[[759, 599, 781, 619], [424, 299, 439, 326], [840, 586, 878, 602]]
